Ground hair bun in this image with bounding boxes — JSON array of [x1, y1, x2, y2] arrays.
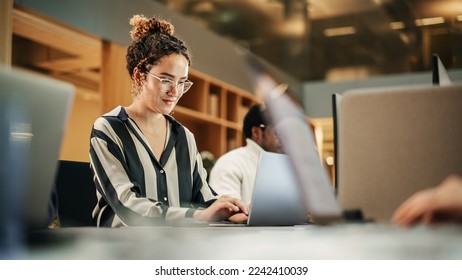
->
[[129, 14, 175, 41]]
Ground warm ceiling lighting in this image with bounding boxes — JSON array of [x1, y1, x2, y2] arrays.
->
[[400, 33, 410, 44], [324, 26, 356, 37], [415, 17, 445, 26], [390, 21, 405, 30]]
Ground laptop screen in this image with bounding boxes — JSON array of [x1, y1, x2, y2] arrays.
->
[[247, 151, 307, 226]]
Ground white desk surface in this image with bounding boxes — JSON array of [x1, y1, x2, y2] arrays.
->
[[23, 223, 462, 260]]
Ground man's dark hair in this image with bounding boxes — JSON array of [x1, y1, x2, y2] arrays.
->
[[243, 104, 271, 139]]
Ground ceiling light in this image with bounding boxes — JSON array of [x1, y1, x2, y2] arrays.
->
[[415, 17, 445, 26], [191, 2, 215, 14], [278, 18, 307, 37], [390, 21, 405, 30], [399, 33, 410, 44], [324, 26, 356, 37]]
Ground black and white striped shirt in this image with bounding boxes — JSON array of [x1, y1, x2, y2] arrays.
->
[[89, 106, 217, 227]]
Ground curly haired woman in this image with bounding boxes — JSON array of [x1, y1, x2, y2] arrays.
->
[[89, 15, 248, 227]]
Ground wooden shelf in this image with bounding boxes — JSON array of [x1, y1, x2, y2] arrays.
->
[[174, 106, 224, 126]]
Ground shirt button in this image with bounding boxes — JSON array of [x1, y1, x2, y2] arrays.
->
[[160, 170, 164, 174], [164, 197, 168, 201]]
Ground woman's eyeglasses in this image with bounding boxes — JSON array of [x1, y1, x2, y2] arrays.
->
[[147, 72, 193, 94]]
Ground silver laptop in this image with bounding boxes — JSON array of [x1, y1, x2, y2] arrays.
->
[[246, 151, 307, 226], [0, 67, 75, 233], [208, 150, 308, 227]]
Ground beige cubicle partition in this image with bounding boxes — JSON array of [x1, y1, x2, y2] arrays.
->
[[337, 84, 462, 221]]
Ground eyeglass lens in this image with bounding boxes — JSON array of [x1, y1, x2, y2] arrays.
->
[[160, 80, 192, 94]]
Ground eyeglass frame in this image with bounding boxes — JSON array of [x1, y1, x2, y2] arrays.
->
[[146, 72, 193, 94]]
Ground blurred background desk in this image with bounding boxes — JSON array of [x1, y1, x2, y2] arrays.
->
[[26, 223, 462, 260]]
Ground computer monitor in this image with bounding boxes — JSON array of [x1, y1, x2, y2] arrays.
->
[[432, 53, 452, 86]]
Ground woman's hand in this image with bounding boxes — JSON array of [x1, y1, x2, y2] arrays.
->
[[227, 212, 248, 223], [193, 195, 249, 222]]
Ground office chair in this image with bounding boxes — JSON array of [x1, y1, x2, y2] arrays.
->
[[55, 160, 97, 227]]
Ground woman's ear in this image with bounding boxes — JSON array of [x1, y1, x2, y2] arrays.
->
[[132, 67, 145, 87]]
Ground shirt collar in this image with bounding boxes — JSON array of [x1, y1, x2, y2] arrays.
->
[[245, 138, 265, 157]]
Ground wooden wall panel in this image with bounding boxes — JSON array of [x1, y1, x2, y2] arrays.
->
[[101, 41, 132, 113], [0, 0, 13, 66]]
